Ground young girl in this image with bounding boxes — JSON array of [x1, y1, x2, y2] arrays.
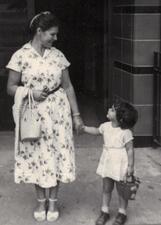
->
[[83, 100, 138, 225]]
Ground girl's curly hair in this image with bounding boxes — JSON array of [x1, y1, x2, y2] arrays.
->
[[113, 98, 138, 129]]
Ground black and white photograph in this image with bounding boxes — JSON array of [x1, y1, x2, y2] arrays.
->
[[0, 0, 161, 225]]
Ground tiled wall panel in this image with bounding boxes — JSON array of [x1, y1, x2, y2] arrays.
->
[[134, 14, 160, 39], [113, 39, 133, 65], [133, 40, 160, 65], [122, 40, 133, 65], [121, 70, 133, 101], [115, 0, 135, 5], [134, 105, 153, 136], [135, 0, 160, 6], [122, 15, 134, 39], [111, 0, 161, 140], [113, 68, 132, 101], [133, 74, 153, 104]]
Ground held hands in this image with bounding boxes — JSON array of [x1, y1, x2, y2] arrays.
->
[[73, 115, 84, 135]]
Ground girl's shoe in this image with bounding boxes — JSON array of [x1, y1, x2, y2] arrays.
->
[[96, 211, 110, 225], [47, 198, 59, 222], [33, 199, 46, 222], [113, 213, 127, 225]]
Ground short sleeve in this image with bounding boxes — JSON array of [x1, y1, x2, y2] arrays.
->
[[123, 129, 133, 144], [57, 50, 70, 70], [98, 123, 106, 134], [6, 50, 22, 72]]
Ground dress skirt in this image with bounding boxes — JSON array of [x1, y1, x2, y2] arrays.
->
[[15, 88, 75, 188], [96, 146, 128, 182]]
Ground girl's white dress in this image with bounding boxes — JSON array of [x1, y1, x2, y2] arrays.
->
[[96, 122, 133, 181], [6, 42, 75, 188]]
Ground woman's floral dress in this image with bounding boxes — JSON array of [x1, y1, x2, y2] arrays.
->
[[6, 42, 75, 188]]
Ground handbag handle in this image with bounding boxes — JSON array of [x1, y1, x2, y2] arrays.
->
[[28, 89, 36, 112]]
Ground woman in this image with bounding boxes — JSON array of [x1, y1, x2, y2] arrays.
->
[[6, 11, 83, 222]]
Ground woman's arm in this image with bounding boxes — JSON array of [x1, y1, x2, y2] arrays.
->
[[61, 68, 83, 131], [7, 70, 21, 96], [84, 126, 100, 135], [7, 69, 48, 101], [125, 140, 134, 176], [62, 68, 80, 115]]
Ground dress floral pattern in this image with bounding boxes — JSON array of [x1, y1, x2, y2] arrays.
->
[[6, 42, 75, 188]]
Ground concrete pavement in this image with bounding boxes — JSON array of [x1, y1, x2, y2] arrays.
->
[[0, 132, 161, 225]]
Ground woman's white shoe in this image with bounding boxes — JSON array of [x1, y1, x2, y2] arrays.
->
[[34, 211, 46, 222], [47, 198, 59, 222], [47, 211, 59, 222], [33, 199, 46, 222]]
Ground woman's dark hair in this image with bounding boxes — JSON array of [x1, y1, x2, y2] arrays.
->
[[114, 98, 138, 129], [29, 11, 59, 37]]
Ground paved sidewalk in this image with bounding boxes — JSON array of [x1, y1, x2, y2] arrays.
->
[[0, 132, 161, 225]]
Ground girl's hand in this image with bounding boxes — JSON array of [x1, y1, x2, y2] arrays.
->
[[73, 115, 84, 135], [127, 166, 134, 177], [123, 166, 134, 182], [33, 89, 48, 102], [122, 174, 127, 183]]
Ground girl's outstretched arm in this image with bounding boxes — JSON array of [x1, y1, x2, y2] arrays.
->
[[84, 126, 100, 135], [125, 140, 134, 176]]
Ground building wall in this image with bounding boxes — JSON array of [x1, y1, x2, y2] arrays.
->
[[110, 0, 161, 145]]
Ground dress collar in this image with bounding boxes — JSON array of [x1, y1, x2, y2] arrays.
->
[[22, 42, 51, 58]]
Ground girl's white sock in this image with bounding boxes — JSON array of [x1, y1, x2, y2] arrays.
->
[[118, 208, 127, 215], [101, 206, 109, 214]]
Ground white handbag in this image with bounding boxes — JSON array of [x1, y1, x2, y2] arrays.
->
[[20, 89, 41, 142]]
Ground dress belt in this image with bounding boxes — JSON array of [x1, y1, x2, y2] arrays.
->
[[103, 145, 124, 150], [47, 85, 61, 95]]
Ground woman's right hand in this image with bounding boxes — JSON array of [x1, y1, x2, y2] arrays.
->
[[33, 89, 48, 102], [73, 115, 84, 135]]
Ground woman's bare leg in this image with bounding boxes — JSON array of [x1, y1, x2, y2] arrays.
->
[[35, 184, 46, 212], [48, 181, 60, 212]]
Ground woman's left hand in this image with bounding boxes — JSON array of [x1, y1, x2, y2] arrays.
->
[[33, 89, 48, 102], [73, 115, 84, 135]]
